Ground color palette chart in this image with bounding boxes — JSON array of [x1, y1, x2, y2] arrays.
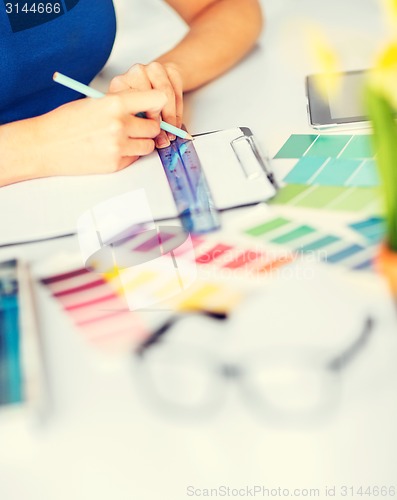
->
[[38, 204, 383, 352], [41, 267, 149, 351], [271, 134, 380, 213], [38, 130, 387, 353], [38, 230, 299, 350], [349, 217, 385, 244], [41, 264, 246, 351], [0, 260, 23, 407], [233, 207, 378, 272]]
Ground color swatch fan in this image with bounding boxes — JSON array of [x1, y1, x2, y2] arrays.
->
[[0, 260, 45, 423], [272, 134, 380, 213]]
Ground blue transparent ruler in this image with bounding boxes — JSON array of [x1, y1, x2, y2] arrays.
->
[[157, 137, 220, 234]]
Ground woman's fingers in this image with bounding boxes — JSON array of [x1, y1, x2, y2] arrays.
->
[[164, 63, 184, 129], [39, 90, 163, 176], [116, 89, 167, 116], [109, 64, 152, 93], [122, 138, 156, 157], [117, 156, 140, 171], [146, 62, 177, 139], [124, 115, 160, 139], [109, 62, 185, 147]]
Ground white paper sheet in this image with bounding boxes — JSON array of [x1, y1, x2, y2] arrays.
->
[[0, 128, 276, 245]]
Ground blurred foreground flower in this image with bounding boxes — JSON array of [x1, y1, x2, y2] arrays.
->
[[304, 24, 341, 98], [307, 0, 397, 297]]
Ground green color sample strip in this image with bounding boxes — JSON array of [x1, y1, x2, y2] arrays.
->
[[271, 225, 315, 244], [245, 216, 290, 237], [330, 187, 380, 211], [283, 158, 379, 188], [348, 160, 379, 187], [269, 184, 308, 204], [269, 184, 379, 212], [304, 135, 352, 158], [274, 134, 318, 159], [297, 235, 340, 252], [283, 157, 326, 184], [294, 186, 346, 208], [313, 158, 362, 186], [339, 135, 374, 159], [275, 134, 375, 161]]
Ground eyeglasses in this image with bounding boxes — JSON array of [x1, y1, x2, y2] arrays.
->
[[133, 316, 374, 424]]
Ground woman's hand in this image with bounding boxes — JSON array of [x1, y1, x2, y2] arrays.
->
[[34, 89, 167, 177], [108, 62, 184, 148]]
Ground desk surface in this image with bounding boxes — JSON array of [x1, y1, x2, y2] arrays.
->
[[1, 1, 397, 499]]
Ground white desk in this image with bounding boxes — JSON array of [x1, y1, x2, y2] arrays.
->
[[1, 1, 397, 499]]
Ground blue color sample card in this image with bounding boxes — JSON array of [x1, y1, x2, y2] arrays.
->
[[277, 134, 379, 188], [0, 260, 23, 407], [350, 217, 385, 243]]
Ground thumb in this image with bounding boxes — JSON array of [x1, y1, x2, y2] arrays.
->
[[119, 89, 168, 115], [108, 76, 128, 93]]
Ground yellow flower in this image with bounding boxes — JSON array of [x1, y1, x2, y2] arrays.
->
[[370, 42, 397, 107], [376, 42, 397, 69], [303, 25, 341, 99], [382, 0, 397, 28]]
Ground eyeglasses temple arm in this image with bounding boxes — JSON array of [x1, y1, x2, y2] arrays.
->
[[136, 310, 228, 356], [327, 317, 375, 372]]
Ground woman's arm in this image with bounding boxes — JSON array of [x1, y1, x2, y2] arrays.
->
[[0, 90, 167, 186], [109, 0, 263, 147], [0, 119, 41, 187], [0, 90, 166, 188], [158, 0, 264, 91]]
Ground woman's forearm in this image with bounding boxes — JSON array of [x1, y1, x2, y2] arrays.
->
[[0, 91, 166, 188], [157, 0, 264, 91], [0, 118, 44, 187]]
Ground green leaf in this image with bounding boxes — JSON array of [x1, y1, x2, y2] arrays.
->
[[365, 86, 397, 251]]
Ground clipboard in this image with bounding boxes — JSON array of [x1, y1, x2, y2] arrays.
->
[[0, 127, 278, 246], [193, 127, 277, 210]]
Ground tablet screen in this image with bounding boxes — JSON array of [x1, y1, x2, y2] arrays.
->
[[306, 69, 369, 128], [328, 71, 366, 120]]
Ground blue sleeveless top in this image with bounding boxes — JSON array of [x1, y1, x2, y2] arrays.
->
[[0, 0, 116, 124]]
